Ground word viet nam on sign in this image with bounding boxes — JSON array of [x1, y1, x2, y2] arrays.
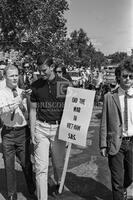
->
[[67, 122, 81, 131], [59, 87, 95, 147]]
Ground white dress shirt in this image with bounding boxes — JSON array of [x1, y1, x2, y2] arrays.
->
[[0, 79, 6, 89], [0, 86, 28, 127], [118, 87, 133, 137]]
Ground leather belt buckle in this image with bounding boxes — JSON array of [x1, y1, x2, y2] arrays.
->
[[43, 120, 60, 125], [4, 125, 26, 131]]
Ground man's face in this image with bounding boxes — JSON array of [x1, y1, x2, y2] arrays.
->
[[55, 67, 62, 77], [5, 68, 19, 89], [120, 69, 133, 90], [24, 64, 30, 73], [39, 64, 52, 80]]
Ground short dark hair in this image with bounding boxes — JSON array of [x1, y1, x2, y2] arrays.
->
[[62, 66, 67, 74], [37, 55, 53, 67], [115, 66, 121, 83], [119, 56, 133, 73]]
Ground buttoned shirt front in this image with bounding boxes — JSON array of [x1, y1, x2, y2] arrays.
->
[[118, 87, 133, 137], [0, 86, 28, 127]]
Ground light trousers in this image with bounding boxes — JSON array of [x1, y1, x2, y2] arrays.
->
[[34, 120, 66, 200]]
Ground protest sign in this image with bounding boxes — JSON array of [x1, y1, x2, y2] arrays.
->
[[59, 87, 95, 147], [58, 87, 95, 194]]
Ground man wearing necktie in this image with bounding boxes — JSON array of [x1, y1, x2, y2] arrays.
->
[[0, 64, 35, 200], [99, 57, 133, 200]]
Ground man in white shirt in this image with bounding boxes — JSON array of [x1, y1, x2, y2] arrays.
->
[[99, 57, 133, 200], [0, 64, 35, 200]]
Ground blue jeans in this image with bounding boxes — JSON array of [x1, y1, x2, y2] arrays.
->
[[108, 139, 133, 200]]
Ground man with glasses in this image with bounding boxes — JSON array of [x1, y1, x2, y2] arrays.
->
[[54, 64, 72, 83], [99, 57, 133, 200], [54, 65, 63, 77]]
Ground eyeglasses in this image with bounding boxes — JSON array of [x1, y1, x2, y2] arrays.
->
[[122, 74, 133, 80], [56, 71, 62, 73]]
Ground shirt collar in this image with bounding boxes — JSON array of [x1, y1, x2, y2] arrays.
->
[[5, 86, 19, 92], [118, 86, 133, 96], [127, 87, 133, 96], [48, 74, 59, 85], [118, 86, 125, 96]]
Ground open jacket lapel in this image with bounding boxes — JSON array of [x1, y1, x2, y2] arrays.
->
[[111, 90, 122, 124]]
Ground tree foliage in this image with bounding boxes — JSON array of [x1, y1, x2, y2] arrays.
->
[[107, 52, 128, 64], [60, 29, 107, 69], [0, 0, 69, 57]]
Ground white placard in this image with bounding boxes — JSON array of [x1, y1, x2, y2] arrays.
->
[[59, 87, 95, 147]]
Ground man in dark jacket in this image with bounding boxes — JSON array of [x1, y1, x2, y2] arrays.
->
[[99, 57, 133, 200]]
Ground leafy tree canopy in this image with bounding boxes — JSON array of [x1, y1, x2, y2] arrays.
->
[[0, 0, 69, 57], [107, 52, 128, 64], [59, 29, 107, 70]]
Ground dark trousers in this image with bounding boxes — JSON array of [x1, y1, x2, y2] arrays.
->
[[1, 126, 35, 196], [108, 139, 133, 200]]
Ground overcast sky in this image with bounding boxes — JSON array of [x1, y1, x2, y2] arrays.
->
[[65, 0, 133, 55]]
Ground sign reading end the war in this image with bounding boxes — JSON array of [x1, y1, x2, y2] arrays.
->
[[59, 87, 95, 147]]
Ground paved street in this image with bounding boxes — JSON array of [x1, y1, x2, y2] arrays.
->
[[0, 106, 133, 200]]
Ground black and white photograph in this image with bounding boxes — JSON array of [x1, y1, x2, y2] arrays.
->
[[0, 0, 133, 200]]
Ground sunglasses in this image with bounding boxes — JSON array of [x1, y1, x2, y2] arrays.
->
[[56, 71, 62, 73], [122, 74, 133, 80]]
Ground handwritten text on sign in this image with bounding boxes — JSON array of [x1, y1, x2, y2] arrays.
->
[[59, 87, 95, 146]]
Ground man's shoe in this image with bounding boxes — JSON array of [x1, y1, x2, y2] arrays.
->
[[7, 193, 17, 200]]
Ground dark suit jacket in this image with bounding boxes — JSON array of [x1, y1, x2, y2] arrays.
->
[[99, 88, 123, 155]]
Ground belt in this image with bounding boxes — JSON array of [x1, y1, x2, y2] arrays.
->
[[3, 125, 27, 131], [122, 136, 133, 141], [39, 119, 60, 125]]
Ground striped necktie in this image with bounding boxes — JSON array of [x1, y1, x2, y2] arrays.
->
[[11, 88, 26, 121], [124, 92, 128, 132], [11, 88, 18, 121]]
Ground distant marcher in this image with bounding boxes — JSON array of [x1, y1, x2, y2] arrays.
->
[[18, 63, 37, 90], [99, 57, 133, 200], [54, 64, 63, 78], [62, 66, 72, 82], [54, 64, 72, 82]]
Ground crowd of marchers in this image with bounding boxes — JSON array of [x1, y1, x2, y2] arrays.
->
[[0, 55, 133, 200]]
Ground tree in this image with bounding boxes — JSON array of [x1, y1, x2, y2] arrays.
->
[[0, 0, 69, 57], [61, 29, 91, 67], [107, 52, 128, 64], [60, 29, 106, 70]]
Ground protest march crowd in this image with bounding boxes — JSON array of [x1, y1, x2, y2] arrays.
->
[[0, 53, 133, 200]]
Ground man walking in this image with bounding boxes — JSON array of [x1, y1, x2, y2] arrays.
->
[[99, 57, 133, 200], [0, 64, 35, 200], [30, 55, 70, 200]]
